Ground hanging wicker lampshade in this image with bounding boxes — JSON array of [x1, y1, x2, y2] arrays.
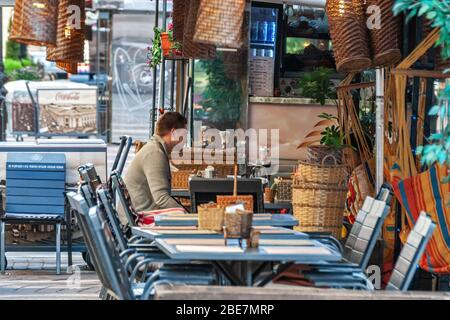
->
[[326, 0, 371, 72], [366, 0, 401, 67], [193, 0, 245, 49], [56, 62, 79, 74], [172, 0, 185, 43], [183, 0, 216, 60], [46, 0, 86, 64], [9, 0, 59, 47]]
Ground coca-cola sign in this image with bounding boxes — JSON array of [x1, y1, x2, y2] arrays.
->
[[55, 92, 81, 101], [38, 88, 97, 105]]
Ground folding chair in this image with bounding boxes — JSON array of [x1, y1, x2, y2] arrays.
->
[[386, 212, 436, 291], [109, 170, 139, 228], [87, 204, 214, 300], [272, 193, 390, 289]]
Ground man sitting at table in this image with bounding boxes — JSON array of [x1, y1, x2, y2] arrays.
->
[[121, 112, 187, 224]]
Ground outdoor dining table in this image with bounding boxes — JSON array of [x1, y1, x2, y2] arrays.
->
[[131, 225, 309, 241], [153, 236, 342, 287], [154, 213, 298, 228]]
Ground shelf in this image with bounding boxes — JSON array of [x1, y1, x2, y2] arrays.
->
[[286, 28, 331, 40], [250, 42, 276, 48]]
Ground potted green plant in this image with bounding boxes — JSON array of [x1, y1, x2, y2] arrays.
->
[[148, 23, 182, 69], [297, 113, 352, 165], [295, 67, 337, 105]]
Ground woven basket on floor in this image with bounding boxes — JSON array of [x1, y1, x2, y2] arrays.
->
[[183, 0, 216, 60], [293, 204, 343, 239], [198, 203, 225, 232], [171, 171, 193, 190], [47, 0, 86, 64], [193, 0, 245, 49], [326, 0, 371, 72], [9, 0, 59, 47], [306, 146, 343, 165], [276, 179, 293, 202], [366, 0, 401, 67], [292, 183, 347, 208], [295, 161, 349, 185], [172, 0, 185, 43]]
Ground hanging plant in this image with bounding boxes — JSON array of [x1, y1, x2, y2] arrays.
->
[[147, 23, 182, 69]]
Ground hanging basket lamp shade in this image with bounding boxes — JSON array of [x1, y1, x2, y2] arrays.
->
[[326, 0, 371, 73], [47, 0, 86, 68], [183, 0, 216, 60], [56, 62, 79, 74], [9, 0, 59, 47], [193, 0, 245, 49], [366, 0, 402, 67]]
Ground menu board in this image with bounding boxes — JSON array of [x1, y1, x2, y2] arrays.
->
[[249, 56, 274, 97]]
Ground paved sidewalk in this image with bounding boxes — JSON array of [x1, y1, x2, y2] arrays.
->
[[5, 252, 87, 271], [1, 252, 101, 300], [0, 270, 101, 300]]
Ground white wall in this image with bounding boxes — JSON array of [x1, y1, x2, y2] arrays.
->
[[2, 7, 13, 60]]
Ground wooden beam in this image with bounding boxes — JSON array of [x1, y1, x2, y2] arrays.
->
[[391, 68, 450, 79], [337, 81, 375, 90], [154, 285, 450, 300]]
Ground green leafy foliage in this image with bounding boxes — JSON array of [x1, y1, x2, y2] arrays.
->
[[317, 113, 350, 149], [395, 0, 450, 183], [393, 0, 450, 58], [198, 53, 243, 130], [296, 67, 337, 105], [148, 24, 182, 69]]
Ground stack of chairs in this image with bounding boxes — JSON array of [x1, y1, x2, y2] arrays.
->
[[66, 137, 216, 299], [275, 185, 436, 292], [67, 191, 216, 300]]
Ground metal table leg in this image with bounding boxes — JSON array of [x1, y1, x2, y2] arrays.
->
[[213, 261, 245, 286], [0, 221, 5, 274], [56, 222, 61, 275]]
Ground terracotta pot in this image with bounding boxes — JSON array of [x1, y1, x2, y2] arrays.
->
[[160, 32, 171, 57]]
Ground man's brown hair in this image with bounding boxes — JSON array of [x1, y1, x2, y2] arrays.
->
[[156, 112, 187, 136]]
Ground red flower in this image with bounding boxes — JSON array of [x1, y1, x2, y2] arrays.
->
[[168, 23, 173, 31]]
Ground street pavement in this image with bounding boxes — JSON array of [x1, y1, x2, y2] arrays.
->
[[0, 139, 133, 300]]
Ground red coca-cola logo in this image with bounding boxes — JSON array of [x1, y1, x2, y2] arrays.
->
[[55, 92, 80, 101]]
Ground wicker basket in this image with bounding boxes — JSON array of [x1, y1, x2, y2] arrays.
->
[[46, 0, 86, 64], [56, 62, 78, 74], [174, 164, 234, 177], [224, 210, 253, 238], [276, 179, 293, 202], [183, 0, 216, 60], [171, 171, 193, 190], [193, 0, 245, 49], [216, 195, 254, 212], [366, 0, 401, 67], [198, 203, 224, 232], [292, 183, 347, 208], [295, 161, 349, 185], [326, 0, 371, 72], [306, 146, 343, 165], [293, 205, 343, 239], [264, 187, 275, 203], [9, 0, 59, 47]]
